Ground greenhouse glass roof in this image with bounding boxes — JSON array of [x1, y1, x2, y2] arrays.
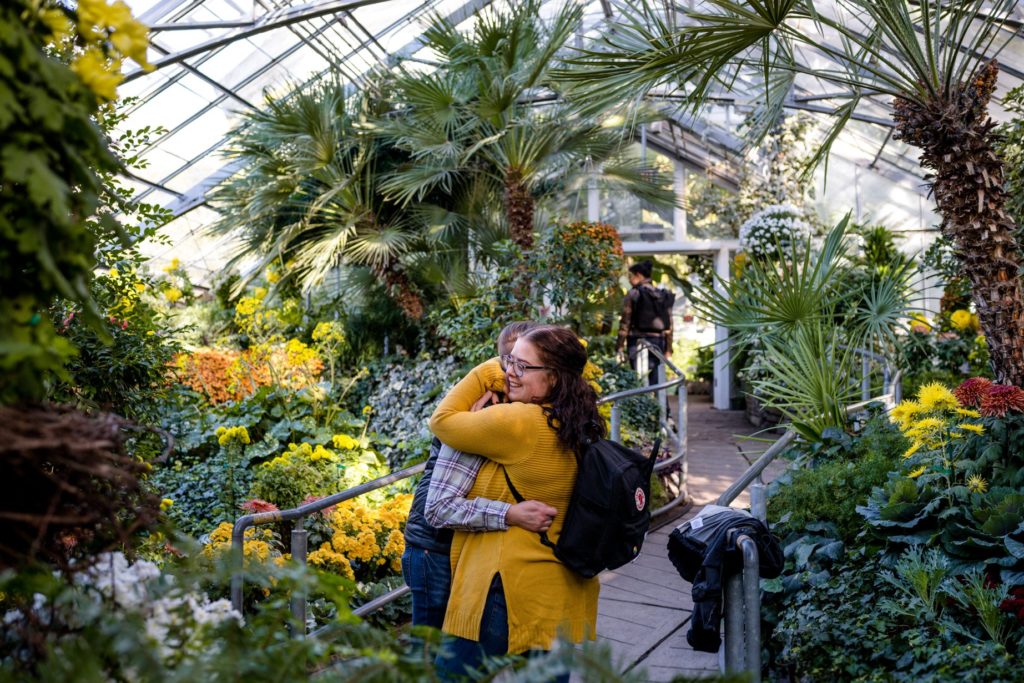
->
[[118, 0, 1024, 275]]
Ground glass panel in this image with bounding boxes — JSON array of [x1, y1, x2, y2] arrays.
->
[[601, 144, 675, 242]]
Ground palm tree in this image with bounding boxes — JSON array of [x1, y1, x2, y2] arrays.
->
[[209, 80, 431, 319], [376, 0, 677, 251], [560, 0, 1024, 386]]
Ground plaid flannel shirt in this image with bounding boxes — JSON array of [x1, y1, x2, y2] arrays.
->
[[424, 443, 510, 531]]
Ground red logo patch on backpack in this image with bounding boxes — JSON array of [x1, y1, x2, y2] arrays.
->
[[635, 487, 646, 511]]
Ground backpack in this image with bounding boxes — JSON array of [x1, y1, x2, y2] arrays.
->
[[633, 286, 675, 332], [503, 438, 661, 578]]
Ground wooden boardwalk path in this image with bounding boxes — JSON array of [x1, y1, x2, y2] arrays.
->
[[583, 395, 785, 682]]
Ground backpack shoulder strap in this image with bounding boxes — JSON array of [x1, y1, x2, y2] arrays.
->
[[502, 467, 557, 551]]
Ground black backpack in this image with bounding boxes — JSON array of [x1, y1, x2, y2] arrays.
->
[[503, 438, 661, 578], [633, 286, 675, 332]]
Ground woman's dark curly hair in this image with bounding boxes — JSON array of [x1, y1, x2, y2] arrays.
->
[[521, 325, 605, 459]]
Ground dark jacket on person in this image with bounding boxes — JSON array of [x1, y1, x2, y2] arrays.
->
[[666, 508, 783, 652], [403, 437, 453, 553]]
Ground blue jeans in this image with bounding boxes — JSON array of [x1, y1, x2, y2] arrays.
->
[[435, 575, 568, 683], [401, 544, 451, 630]]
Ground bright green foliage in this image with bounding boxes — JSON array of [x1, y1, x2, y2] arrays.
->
[[250, 443, 342, 511], [0, 2, 119, 402], [49, 270, 180, 421]]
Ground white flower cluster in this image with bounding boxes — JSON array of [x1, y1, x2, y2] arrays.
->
[[739, 203, 811, 260], [4, 553, 242, 661]]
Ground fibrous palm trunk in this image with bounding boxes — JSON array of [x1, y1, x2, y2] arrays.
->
[[379, 260, 424, 320], [504, 169, 535, 251], [893, 61, 1024, 386]]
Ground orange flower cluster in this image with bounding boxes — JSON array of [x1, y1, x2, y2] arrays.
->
[[558, 221, 624, 273], [173, 343, 324, 404], [174, 348, 245, 404]]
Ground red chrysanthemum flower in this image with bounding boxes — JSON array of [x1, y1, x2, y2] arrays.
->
[[240, 498, 279, 513], [979, 384, 1024, 418], [954, 377, 994, 407]]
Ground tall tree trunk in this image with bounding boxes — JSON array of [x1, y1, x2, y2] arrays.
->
[[504, 169, 535, 251], [893, 61, 1024, 386], [379, 260, 424, 320]]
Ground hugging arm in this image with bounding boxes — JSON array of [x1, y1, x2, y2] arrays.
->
[[424, 443, 510, 531]]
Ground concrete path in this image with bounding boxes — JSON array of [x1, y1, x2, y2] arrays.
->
[[587, 395, 786, 682]]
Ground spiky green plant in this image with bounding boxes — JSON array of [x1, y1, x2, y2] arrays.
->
[[209, 80, 437, 319], [692, 215, 918, 438], [376, 0, 677, 251]]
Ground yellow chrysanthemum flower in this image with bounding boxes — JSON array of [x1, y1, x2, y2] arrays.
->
[[958, 423, 985, 435], [332, 434, 359, 450], [949, 310, 972, 331], [907, 466, 927, 479], [955, 408, 981, 418], [890, 400, 925, 430], [966, 475, 988, 494], [163, 287, 182, 303], [71, 47, 123, 101], [902, 441, 923, 459], [917, 383, 958, 412]]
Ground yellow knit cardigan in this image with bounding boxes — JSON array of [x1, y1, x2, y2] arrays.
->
[[428, 358, 599, 653]]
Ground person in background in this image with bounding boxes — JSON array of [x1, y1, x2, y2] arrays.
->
[[616, 259, 674, 385], [401, 322, 554, 635], [428, 325, 605, 683]]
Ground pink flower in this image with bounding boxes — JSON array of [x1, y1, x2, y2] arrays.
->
[[980, 384, 1024, 418], [240, 498, 279, 513], [302, 494, 335, 517], [954, 377, 994, 407]]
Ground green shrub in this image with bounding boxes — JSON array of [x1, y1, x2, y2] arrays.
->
[[767, 412, 905, 540], [767, 550, 1024, 682], [153, 449, 255, 537], [250, 442, 342, 510], [768, 449, 898, 541]]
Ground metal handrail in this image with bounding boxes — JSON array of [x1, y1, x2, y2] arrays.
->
[[230, 352, 691, 624]]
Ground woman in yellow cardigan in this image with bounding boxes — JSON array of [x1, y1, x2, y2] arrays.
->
[[428, 325, 605, 682]]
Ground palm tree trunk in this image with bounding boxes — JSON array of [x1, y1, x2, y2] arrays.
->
[[379, 261, 424, 320], [504, 169, 535, 251], [893, 61, 1024, 386]]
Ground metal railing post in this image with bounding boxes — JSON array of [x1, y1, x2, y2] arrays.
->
[[610, 402, 622, 443], [657, 362, 667, 427], [291, 519, 308, 636], [749, 482, 766, 522], [230, 516, 253, 613], [723, 570, 744, 673], [739, 535, 762, 682], [861, 355, 870, 401]]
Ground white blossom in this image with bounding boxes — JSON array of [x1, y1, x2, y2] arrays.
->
[[739, 204, 811, 260]]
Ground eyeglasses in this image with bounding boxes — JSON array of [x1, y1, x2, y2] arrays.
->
[[500, 354, 552, 378]]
